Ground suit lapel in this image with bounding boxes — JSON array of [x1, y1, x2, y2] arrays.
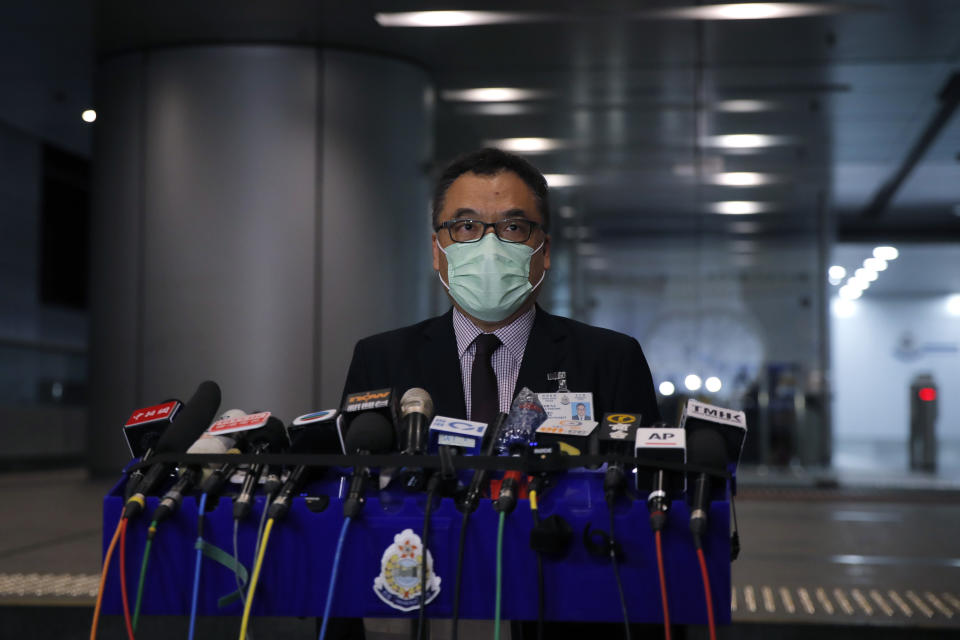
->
[[514, 306, 569, 397], [420, 309, 467, 419]]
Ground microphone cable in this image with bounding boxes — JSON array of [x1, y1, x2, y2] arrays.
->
[[118, 517, 136, 640], [655, 530, 671, 640], [238, 515, 276, 640], [416, 475, 441, 640], [694, 536, 717, 640], [318, 516, 351, 640], [90, 514, 125, 640], [606, 504, 631, 640], [493, 511, 506, 640], [187, 493, 210, 640], [528, 481, 544, 640], [132, 519, 159, 632], [450, 509, 470, 640]]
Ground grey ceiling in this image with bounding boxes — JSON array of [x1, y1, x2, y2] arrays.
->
[[3, 1, 959, 290]]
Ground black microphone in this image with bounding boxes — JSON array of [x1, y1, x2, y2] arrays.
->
[[123, 381, 222, 519], [634, 422, 686, 532], [233, 417, 290, 520], [598, 412, 642, 505], [398, 388, 435, 491], [267, 409, 341, 520], [152, 425, 238, 524], [459, 412, 507, 514], [198, 410, 275, 498], [680, 399, 747, 544], [343, 412, 396, 518], [122, 399, 182, 500]]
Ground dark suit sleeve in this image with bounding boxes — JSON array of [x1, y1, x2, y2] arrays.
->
[[341, 339, 372, 405], [614, 337, 661, 425]]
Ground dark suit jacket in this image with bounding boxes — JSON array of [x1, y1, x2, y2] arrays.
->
[[341, 306, 661, 426]]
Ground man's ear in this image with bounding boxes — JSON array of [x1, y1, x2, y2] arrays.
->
[[431, 233, 441, 272], [542, 234, 551, 271]]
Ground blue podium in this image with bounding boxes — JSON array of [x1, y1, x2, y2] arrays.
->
[[101, 469, 731, 624]]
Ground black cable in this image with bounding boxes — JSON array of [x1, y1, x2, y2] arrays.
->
[[730, 492, 741, 561], [417, 477, 439, 640], [608, 504, 632, 640], [450, 509, 470, 640]]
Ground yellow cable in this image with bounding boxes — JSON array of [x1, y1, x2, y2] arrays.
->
[[237, 518, 275, 640], [529, 489, 538, 512], [90, 516, 124, 640]]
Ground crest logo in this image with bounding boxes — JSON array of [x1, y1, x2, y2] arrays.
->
[[373, 529, 441, 612]]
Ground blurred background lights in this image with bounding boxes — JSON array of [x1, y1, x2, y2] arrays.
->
[[705, 376, 723, 393], [828, 265, 846, 280], [863, 257, 887, 272], [658, 381, 676, 396], [684, 374, 703, 391], [947, 294, 960, 316], [873, 246, 899, 260], [832, 298, 857, 318], [839, 285, 862, 300], [81, 109, 96, 122], [855, 268, 878, 282]]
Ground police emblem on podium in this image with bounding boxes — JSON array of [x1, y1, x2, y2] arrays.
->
[[373, 528, 441, 611]]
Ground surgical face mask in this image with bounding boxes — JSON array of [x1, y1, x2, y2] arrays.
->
[[437, 233, 546, 323]]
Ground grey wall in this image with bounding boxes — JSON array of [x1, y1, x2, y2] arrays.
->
[[89, 46, 432, 474]]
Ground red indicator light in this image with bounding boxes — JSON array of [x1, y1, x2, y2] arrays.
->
[[918, 387, 937, 402]]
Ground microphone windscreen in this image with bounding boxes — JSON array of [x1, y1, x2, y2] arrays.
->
[[186, 436, 233, 455], [687, 428, 728, 469], [155, 380, 222, 454], [249, 416, 290, 450], [345, 412, 396, 454], [400, 387, 434, 418]]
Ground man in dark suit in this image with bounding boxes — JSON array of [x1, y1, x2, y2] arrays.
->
[[339, 148, 660, 640], [342, 148, 660, 426]]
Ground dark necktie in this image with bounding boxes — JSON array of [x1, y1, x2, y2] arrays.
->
[[471, 333, 501, 426]]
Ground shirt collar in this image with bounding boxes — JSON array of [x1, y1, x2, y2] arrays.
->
[[453, 306, 536, 363]]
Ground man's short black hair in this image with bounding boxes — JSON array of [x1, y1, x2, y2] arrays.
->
[[431, 147, 550, 231]]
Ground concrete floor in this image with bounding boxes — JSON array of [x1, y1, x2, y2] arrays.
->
[[1, 467, 959, 638]]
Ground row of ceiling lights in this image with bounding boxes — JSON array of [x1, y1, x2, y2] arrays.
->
[[658, 375, 723, 397], [830, 246, 899, 300]]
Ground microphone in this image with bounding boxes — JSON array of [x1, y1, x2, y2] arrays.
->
[[198, 411, 274, 498], [122, 399, 182, 500], [123, 381, 222, 519], [494, 388, 547, 514], [597, 412, 642, 504], [680, 399, 747, 543], [459, 412, 507, 513], [152, 425, 238, 524], [343, 412, 396, 518], [267, 409, 341, 521], [233, 417, 290, 520], [634, 422, 686, 532], [398, 388, 435, 491]]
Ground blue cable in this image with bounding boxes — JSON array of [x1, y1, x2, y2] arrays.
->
[[318, 517, 351, 640], [188, 492, 209, 640]]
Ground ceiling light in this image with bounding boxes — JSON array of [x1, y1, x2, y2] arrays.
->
[[705, 376, 723, 393], [544, 174, 584, 188], [863, 257, 887, 272], [684, 374, 703, 391], [705, 133, 790, 148], [855, 268, 878, 282], [375, 11, 523, 27], [873, 246, 899, 260], [832, 298, 856, 318], [838, 285, 862, 300], [657, 3, 854, 20], [947, 294, 960, 316], [82, 109, 96, 123], [828, 265, 847, 280], [441, 88, 550, 102], [485, 137, 567, 153], [847, 276, 869, 291], [659, 381, 676, 396], [711, 201, 772, 215], [710, 171, 776, 186], [715, 99, 777, 112]]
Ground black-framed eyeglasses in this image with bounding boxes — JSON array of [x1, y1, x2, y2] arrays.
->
[[435, 218, 541, 244]]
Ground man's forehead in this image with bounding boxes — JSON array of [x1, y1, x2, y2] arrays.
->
[[441, 170, 540, 219]]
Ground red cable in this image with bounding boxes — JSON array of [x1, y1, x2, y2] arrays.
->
[[696, 547, 716, 640], [119, 518, 136, 640], [654, 530, 672, 640]]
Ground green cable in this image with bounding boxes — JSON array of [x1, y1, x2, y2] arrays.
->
[[132, 519, 158, 631], [494, 511, 505, 640]]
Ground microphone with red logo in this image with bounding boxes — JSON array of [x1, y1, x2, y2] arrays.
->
[[122, 399, 182, 500], [123, 381, 221, 519], [232, 417, 290, 520]]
